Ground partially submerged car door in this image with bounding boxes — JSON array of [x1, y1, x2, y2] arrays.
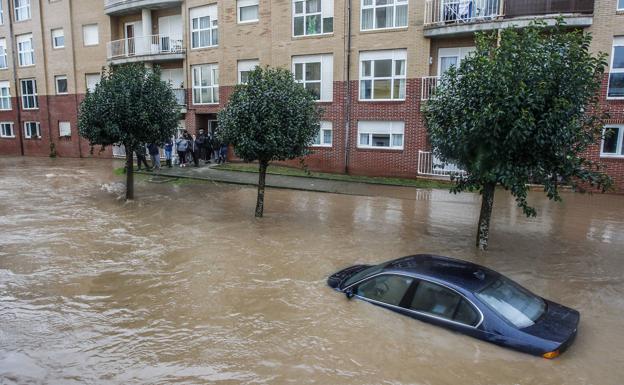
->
[[352, 274, 415, 313]]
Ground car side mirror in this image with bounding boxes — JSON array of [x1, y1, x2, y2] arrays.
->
[[344, 288, 355, 299]]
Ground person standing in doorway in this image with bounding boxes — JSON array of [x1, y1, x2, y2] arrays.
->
[[148, 143, 161, 170]]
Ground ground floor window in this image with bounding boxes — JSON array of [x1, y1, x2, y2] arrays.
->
[[357, 120, 404, 149], [0, 122, 14, 138], [601, 125, 624, 157], [312, 121, 332, 147], [59, 121, 71, 137], [0, 81, 11, 110], [24, 121, 40, 139]]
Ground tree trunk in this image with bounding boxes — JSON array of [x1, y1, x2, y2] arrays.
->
[[476, 182, 496, 250], [255, 160, 268, 218], [125, 145, 134, 201]]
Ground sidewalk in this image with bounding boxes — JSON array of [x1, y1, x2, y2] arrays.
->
[[137, 163, 440, 199]]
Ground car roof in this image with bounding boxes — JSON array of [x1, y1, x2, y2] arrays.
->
[[381, 254, 500, 293]]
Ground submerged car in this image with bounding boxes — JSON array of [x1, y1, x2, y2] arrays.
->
[[328, 254, 579, 359]]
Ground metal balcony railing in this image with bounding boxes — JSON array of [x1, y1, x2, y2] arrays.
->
[[421, 76, 440, 100], [424, 0, 501, 26], [418, 151, 467, 178], [107, 34, 184, 60], [505, 0, 594, 18]]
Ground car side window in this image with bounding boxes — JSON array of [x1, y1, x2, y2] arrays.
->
[[409, 280, 478, 326], [355, 275, 414, 306]]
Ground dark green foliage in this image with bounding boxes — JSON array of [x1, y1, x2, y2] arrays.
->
[[424, 20, 612, 248], [78, 64, 179, 200], [218, 66, 321, 217]]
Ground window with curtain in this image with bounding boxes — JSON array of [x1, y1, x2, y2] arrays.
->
[[312, 121, 333, 146], [14, 0, 31, 22], [293, 0, 333, 36], [238, 0, 259, 22], [359, 50, 406, 100], [361, 0, 407, 31], [20, 79, 38, 109], [192, 64, 219, 104], [357, 121, 404, 149], [608, 37, 624, 99], [292, 54, 333, 101], [16, 34, 34, 67], [191, 5, 219, 48], [0, 39, 7, 69], [0, 81, 11, 110]]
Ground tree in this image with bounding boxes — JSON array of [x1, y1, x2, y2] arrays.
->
[[218, 67, 321, 217], [78, 64, 179, 200], [424, 21, 612, 250]]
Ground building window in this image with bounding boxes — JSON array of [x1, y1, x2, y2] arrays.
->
[[608, 37, 624, 99], [293, 0, 333, 36], [16, 34, 34, 66], [0, 38, 7, 69], [359, 49, 406, 100], [0, 81, 11, 110], [14, 0, 30, 22], [1, 122, 14, 138], [59, 121, 71, 137], [0, 1, 3, 25], [190, 5, 218, 49], [85, 73, 101, 92], [357, 121, 404, 149], [55, 75, 68, 94], [238, 59, 259, 84], [24, 121, 40, 139], [238, 0, 259, 23], [312, 121, 332, 147], [83, 24, 98, 46], [292, 54, 333, 101], [361, 0, 407, 30], [192, 64, 219, 104], [52, 28, 64, 48], [619, 0, 624, 11], [601, 125, 624, 157], [438, 46, 475, 75], [20, 78, 37, 109]]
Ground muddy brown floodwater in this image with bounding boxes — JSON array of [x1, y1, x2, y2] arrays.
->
[[0, 157, 623, 385]]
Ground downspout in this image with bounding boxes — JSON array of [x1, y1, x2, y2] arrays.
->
[[37, 0, 53, 153], [67, 0, 83, 157], [343, 0, 352, 174], [7, 2, 24, 156]]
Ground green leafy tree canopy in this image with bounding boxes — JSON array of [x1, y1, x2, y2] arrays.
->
[[218, 66, 321, 217], [424, 20, 612, 249]]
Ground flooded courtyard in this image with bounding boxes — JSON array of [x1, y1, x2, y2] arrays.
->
[[1, 157, 623, 385]]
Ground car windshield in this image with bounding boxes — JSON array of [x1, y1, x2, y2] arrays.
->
[[476, 277, 546, 328], [343, 263, 386, 288]]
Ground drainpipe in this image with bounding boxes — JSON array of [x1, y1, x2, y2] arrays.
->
[[67, 0, 83, 157], [343, 0, 353, 174], [37, 0, 53, 153], [7, 1, 24, 156]]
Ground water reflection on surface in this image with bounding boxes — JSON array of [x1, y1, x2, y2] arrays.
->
[[0, 157, 623, 385]]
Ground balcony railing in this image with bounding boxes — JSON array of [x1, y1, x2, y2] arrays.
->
[[418, 151, 467, 178], [421, 76, 440, 100], [424, 0, 501, 26], [505, 0, 594, 18], [107, 34, 184, 60]]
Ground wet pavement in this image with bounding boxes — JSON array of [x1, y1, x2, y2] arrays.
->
[[1, 156, 623, 385]]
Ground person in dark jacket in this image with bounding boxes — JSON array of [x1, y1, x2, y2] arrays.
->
[[212, 136, 221, 162], [164, 139, 173, 168], [135, 143, 151, 171], [218, 143, 228, 164], [148, 143, 160, 170], [175, 134, 189, 167], [190, 134, 200, 167], [196, 129, 209, 163]]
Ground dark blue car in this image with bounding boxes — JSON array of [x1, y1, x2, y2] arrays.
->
[[328, 254, 579, 359]]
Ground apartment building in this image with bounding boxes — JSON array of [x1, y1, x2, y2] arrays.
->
[[0, 0, 623, 190]]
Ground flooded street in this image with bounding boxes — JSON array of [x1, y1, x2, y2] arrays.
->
[[1, 157, 623, 385]]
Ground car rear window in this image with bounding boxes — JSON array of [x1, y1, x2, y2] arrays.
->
[[476, 278, 546, 328]]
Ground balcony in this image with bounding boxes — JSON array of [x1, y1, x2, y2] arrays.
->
[[107, 34, 185, 64], [104, 0, 183, 15], [423, 0, 594, 37]]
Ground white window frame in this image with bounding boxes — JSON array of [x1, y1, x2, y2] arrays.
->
[[607, 37, 624, 100], [59, 121, 71, 137], [190, 5, 219, 49], [192, 63, 219, 105], [83, 24, 99, 46], [55, 75, 68, 95], [359, 49, 406, 101], [0, 122, 14, 138], [14, 0, 30, 22], [360, 0, 408, 31], [601, 125, 624, 158], [16, 34, 34, 67], [292, 54, 333, 102], [52, 28, 64, 48], [357, 121, 404, 150], [312, 121, 332, 147], [20, 78, 37, 109], [238, 0, 259, 23], [238, 59, 259, 84], [0, 38, 7, 69], [85, 73, 101, 92], [437, 46, 476, 75], [0, 1, 3, 25], [24, 121, 40, 139], [293, 0, 334, 37], [0, 81, 10, 110]]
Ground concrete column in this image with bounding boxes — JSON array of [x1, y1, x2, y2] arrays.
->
[[141, 8, 152, 54]]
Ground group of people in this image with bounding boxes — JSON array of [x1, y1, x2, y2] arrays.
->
[[133, 129, 228, 171]]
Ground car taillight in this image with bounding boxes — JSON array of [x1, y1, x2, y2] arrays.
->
[[542, 350, 560, 359]]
